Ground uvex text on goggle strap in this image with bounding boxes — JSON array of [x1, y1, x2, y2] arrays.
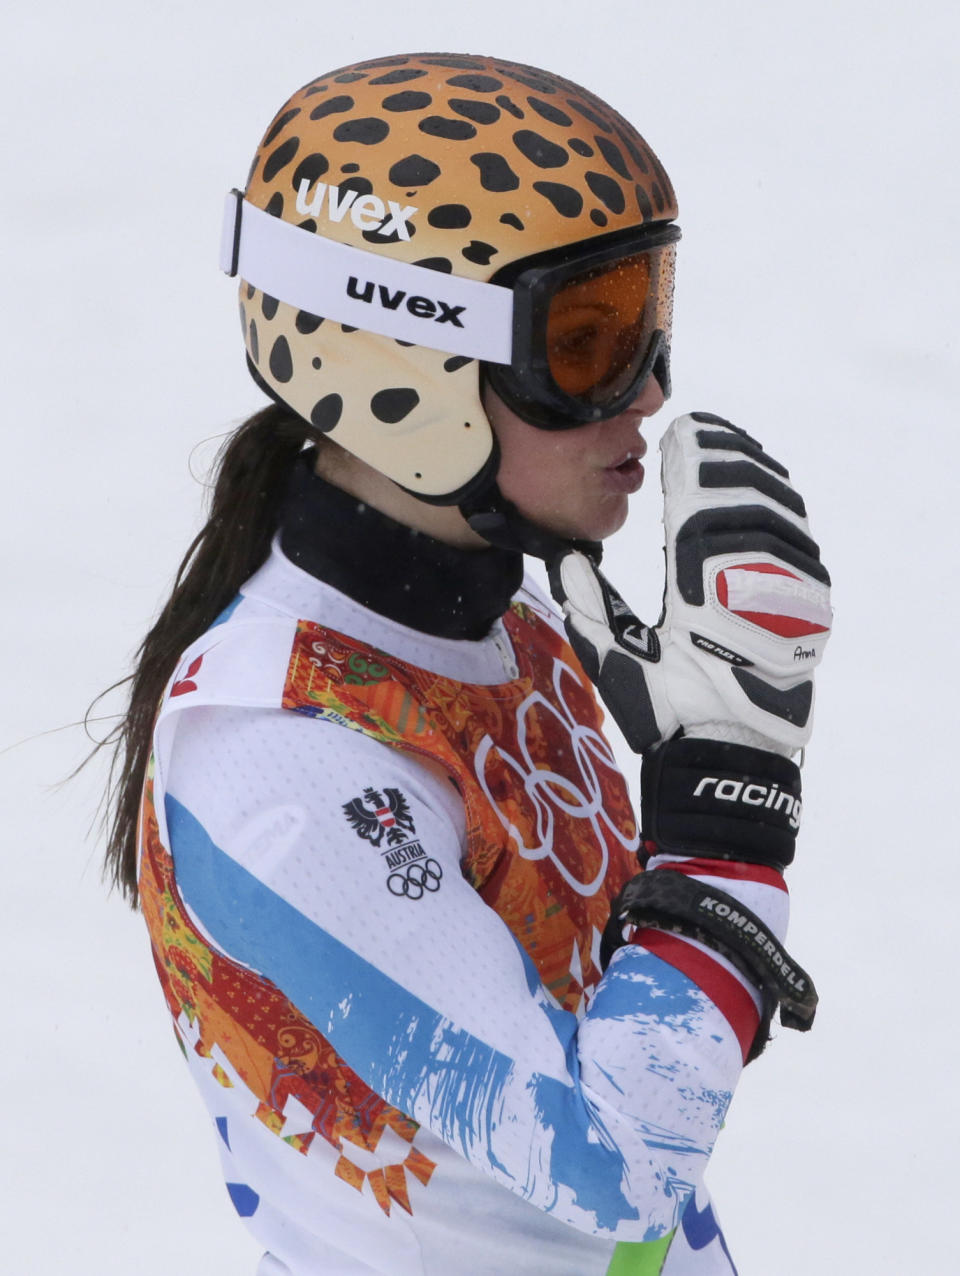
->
[[220, 190, 680, 430]]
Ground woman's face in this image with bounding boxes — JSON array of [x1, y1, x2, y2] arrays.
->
[[484, 375, 665, 542]]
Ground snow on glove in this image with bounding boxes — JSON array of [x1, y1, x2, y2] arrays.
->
[[547, 412, 832, 756]]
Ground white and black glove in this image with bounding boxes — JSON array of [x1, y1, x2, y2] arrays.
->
[[548, 411, 832, 759], [557, 413, 830, 1046]]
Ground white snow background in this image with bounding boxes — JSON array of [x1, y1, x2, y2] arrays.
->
[[3, 1, 957, 1271]]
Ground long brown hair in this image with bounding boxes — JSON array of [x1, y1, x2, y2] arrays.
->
[[98, 402, 320, 904]]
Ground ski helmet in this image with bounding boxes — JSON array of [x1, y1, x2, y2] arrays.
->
[[221, 52, 679, 504]]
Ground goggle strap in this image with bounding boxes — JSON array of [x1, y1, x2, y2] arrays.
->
[[219, 190, 515, 364]]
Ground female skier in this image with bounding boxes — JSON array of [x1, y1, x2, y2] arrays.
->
[[105, 52, 831, 1275]]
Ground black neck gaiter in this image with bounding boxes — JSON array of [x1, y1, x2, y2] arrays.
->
[[279, 452, 525, 640]]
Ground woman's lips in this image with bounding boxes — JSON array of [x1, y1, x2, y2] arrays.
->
[[602, 453, 646, 492]]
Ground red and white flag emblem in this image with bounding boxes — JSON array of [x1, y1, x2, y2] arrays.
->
[[715, 562, 831, 639]]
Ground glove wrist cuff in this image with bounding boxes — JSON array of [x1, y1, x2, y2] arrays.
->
[[601, 869, 817, 1060], [640, 737, 801, 871]]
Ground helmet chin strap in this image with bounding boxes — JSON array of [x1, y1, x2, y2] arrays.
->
[[456, 383, 605, 565], [459, 481, 602, 566]]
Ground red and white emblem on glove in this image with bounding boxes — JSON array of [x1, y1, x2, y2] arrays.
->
[[714, 562, 832, 640]]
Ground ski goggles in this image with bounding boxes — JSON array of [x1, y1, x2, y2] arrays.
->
[[220, 190, 679, 428], [485, 221, 680, 428]]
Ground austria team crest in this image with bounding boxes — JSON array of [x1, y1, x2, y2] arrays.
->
[[342, 786, 441, 899], [342, 787, 416, 849]]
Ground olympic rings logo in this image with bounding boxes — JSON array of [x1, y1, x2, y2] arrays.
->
[[475, 656, 639, 896], [387, 858, 443, 900]]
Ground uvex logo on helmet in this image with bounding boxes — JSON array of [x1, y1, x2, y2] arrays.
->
[[295, 178, 417, 241], [345, 277, 466, 328]]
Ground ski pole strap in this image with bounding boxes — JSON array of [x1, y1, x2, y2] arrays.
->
[[640, 737, 802, 870], [601, 869, 818, 1061]]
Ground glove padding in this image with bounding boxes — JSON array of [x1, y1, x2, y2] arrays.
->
[[548, 412, 832, 755]]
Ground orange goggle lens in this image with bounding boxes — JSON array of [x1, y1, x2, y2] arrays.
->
[[545, 244, 676, 401]]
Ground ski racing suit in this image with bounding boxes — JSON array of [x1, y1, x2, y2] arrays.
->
[[139, 466, 788, 1274]]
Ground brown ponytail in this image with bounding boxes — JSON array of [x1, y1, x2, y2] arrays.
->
[[100, 402, 320, 904]]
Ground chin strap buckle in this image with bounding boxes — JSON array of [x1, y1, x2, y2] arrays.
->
[[461, 488, 602, 564]]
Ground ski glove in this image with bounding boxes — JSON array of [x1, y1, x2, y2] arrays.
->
[[548, 412, 832, 756]]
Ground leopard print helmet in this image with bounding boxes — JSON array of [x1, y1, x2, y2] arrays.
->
[[230, 52, 678, 504]]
